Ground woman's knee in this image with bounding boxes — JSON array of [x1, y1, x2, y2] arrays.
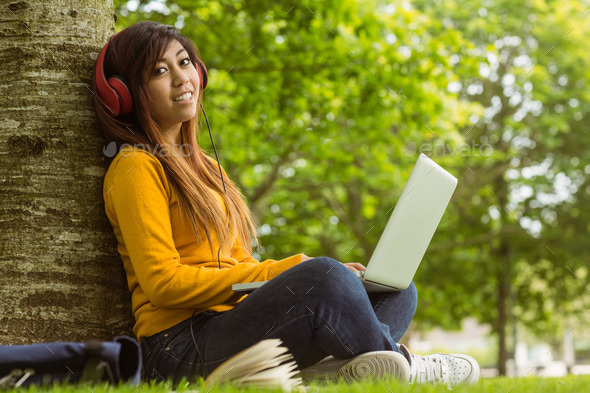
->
[[296, 257, 365, 297], [403, 281, 418, 314], [298, 257, 352, 281]]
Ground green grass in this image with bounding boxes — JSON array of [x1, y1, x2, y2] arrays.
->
[[3, 376, 590, 393]]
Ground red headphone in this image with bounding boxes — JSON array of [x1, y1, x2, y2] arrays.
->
[[95, 33, 209, 117]]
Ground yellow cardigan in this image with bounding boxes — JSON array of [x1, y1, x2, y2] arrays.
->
[[103, 146, 303, 340]]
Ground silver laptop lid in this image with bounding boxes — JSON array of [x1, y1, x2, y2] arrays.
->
[[363, 153, 457, 290]]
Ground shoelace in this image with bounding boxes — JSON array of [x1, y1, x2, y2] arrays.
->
[[409, 353, 449, 384]]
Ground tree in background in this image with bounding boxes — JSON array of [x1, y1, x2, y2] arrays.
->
[[411, 0, 590, 374], [0, 0, 133, 343]]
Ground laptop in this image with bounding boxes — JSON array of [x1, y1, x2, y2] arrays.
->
[[232, 153, 457, 294]]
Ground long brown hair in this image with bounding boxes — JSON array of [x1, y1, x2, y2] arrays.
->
[[92, 21, 258, 258]]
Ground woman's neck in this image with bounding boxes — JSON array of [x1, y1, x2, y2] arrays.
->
[[160, 123, 183, 148]]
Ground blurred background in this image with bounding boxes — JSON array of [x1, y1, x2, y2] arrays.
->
[[113, 0, 590, 377]]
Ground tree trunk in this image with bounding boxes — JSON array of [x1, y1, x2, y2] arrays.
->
[[0, 0, 133, 344], [497, 263, 509, 376], [493, 170, 512, 376]]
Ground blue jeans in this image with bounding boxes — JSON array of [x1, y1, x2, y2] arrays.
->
[[140, 257, 418, 384]]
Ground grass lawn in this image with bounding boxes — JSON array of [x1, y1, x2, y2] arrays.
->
[[3, 375, 590, 393]]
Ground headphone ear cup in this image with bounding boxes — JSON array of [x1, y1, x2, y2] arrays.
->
[[95, 39, 123, 116], [107, 76, 133, 115], [195, 58, 208, 89]]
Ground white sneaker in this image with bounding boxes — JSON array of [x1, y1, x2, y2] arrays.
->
[[300, 351, 411, 384], [399, 344, 480, 385]]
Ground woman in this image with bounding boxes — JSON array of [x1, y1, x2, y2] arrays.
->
[[92, 21, 479, 386]]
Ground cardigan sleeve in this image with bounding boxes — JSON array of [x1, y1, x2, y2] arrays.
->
[[106, 152, 303, 310]]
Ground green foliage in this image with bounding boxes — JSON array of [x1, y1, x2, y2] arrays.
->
[[410, 0, 590, 337]]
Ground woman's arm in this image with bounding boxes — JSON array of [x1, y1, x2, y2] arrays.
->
[[105, 151, 302, 309]]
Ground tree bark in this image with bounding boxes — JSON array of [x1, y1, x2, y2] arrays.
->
[[0, 0, 133, 344]]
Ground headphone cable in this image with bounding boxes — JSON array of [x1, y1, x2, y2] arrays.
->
[[202, 102, 227, 196], [201, 101, 229, 272], [190, 102, 229, 378]]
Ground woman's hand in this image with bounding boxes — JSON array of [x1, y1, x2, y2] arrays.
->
[[301, 254, 366, 273], [342, 263, 366, 273], [300, 254, 314, 262]]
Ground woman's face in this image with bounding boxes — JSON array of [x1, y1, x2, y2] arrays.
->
[[145, 39, 201, 136]]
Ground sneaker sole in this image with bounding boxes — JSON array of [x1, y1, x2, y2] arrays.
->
[[302, 351, 410, 384]]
